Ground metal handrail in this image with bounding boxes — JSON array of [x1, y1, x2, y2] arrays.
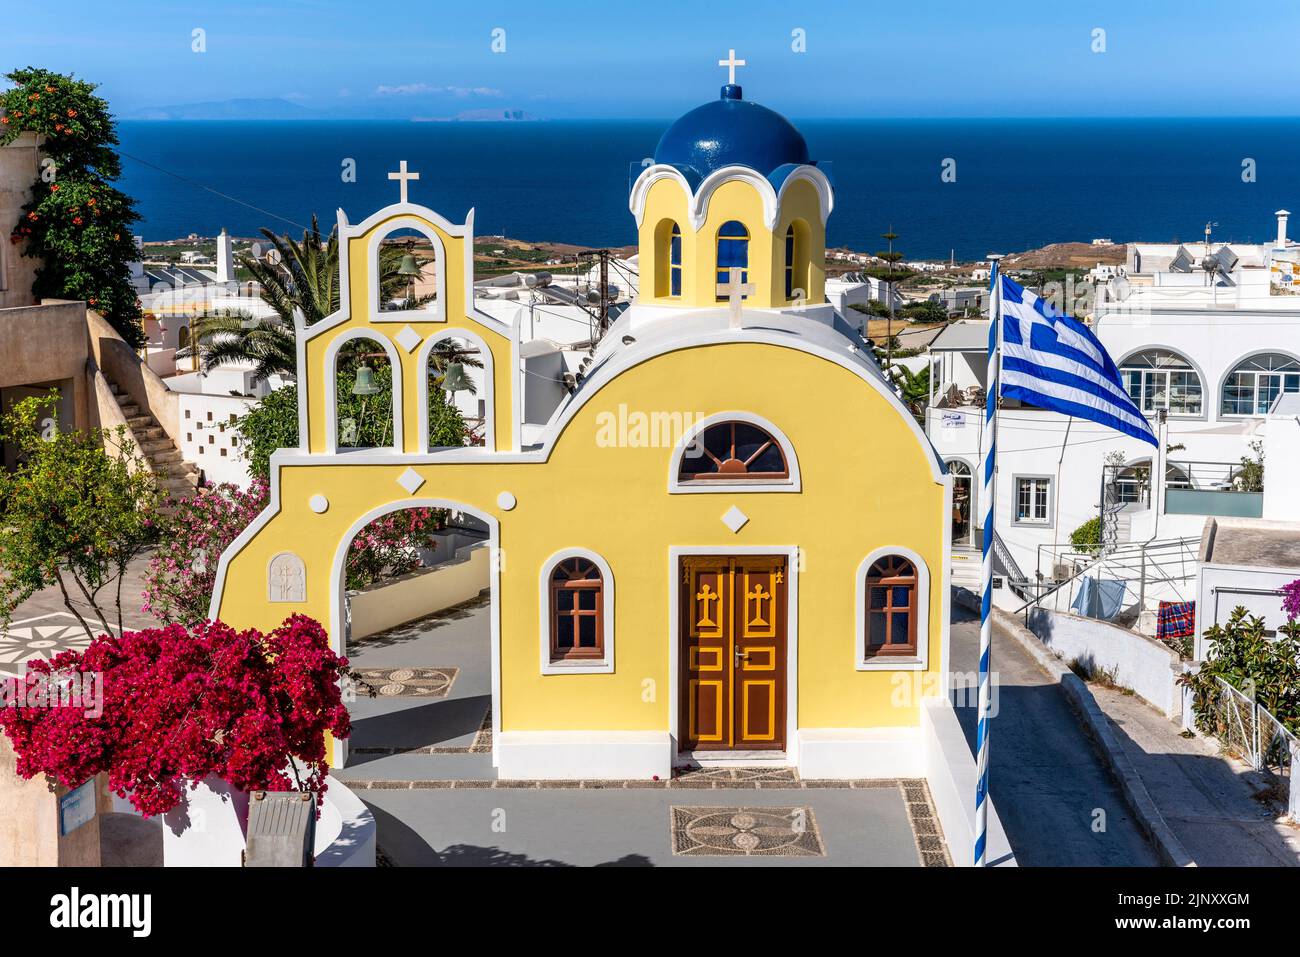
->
[[1015, 536, 1198, 617]]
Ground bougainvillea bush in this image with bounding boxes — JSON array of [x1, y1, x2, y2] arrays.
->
[[141, 480, 268, 626], [143, 480, 447, 625], [1283, 579, 1300, 622], [0, 615, 350, 816]]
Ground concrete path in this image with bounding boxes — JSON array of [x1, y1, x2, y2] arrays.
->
[[1092, 685, 1300, 866], [360, 784, 934, 867], [0, 553, 161, 675], [950, 603, 1160, 866]]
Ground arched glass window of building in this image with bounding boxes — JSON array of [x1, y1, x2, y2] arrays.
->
[[1120, 350, 1202, 415], [1221, 353, 1300, 416], [784, 225, 796, 300], [863, 555, 918, 659], [715, 220, 749, 300], [678, 419, 788, 483], [670, 223, 682, 297]]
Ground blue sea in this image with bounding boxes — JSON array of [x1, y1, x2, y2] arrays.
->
[[116, 119, 1300, 258]]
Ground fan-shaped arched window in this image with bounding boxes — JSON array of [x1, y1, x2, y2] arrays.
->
[[715, 220, 749, 300], [864, 555, 917, 658], [548, 556, 605, 662], [670, 223, 682, 297], [1221, 353, 1300, 416], [1120, 349, 1202, 415], [678, 420, 788, 483]]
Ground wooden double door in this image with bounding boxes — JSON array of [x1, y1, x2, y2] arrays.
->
[[679, 556, 788, 752]]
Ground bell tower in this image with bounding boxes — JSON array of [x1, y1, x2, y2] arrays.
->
[[629, 56, 832, 312]]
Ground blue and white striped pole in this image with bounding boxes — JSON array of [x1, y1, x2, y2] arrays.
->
[[975, 255, 1002, 867]]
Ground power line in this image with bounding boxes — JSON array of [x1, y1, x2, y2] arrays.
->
[[119, 150, 310, 233]]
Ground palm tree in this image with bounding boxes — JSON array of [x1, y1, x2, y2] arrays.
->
[[426, 339, 484, 396], [178, 216, 414, 382], [180, 310, 297, 383], [889, 363, 930, 422]]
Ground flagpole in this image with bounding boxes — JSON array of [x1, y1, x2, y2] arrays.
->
[[975, 253, 1003, 867]]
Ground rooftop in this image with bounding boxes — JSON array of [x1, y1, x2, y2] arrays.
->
[[1199, 516, 1300, 569], [652, 84, 823, 190]]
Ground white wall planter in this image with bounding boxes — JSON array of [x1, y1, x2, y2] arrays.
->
[[162, 775, 249, 867]]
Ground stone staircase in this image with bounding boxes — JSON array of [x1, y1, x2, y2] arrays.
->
[[108, 382, 199, 509]]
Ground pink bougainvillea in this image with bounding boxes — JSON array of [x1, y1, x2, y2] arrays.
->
[[1283, 579, 1300, 622], [0, 615, 350, 817], [142, 480, 269, 625], [143, 481, 445, 625]]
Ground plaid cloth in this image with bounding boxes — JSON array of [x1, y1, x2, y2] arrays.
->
[[1157, 601, 1196, 642]]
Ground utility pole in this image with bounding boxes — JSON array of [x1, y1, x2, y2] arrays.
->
[[882, 225, 899, 372], [576, 249, 613, 338], [599, 249, 610, 332]]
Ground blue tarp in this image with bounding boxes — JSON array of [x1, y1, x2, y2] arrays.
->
[[1071, 575, 1128, 620]]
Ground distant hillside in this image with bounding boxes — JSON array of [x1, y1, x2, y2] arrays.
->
[[129, 98, 315, 120], [1004, 241, 1126, 269]]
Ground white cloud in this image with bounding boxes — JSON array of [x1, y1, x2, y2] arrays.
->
[[374, 83, 501, 97]]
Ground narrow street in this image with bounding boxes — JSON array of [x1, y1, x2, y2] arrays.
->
[[950, 602, 1161, 866]]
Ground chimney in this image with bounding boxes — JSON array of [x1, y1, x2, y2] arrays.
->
[[1276, 209, 1290, 248], [216, 228, 234, 283]]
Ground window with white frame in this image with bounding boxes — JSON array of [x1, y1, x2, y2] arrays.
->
[[1120, 349, 1202, 415], [1014, 476, 1051, 525], [539, 549, 615, 674], [1221, 353, 1300, 416]]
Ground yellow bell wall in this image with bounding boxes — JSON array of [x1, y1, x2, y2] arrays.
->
[[636, 176, 826, 310], [214, 340, 945, 735], [302, 214, 514, 454]]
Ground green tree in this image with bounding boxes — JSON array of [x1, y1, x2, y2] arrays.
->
[[889, 363, 930, 421], [1181, 607, 1300, 733], [0, 393, 161, 638], [234, 370, 468, 481], [1233, 440, 1264, 493], [179, 217, 428, 382], [1, 67, 144, 345], [1070, 517, 1102, 554], [901, 300, 948, 324]]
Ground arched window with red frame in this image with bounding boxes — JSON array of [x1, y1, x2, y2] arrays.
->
[[549, 557, 605, 661], [864, 555, 918, 658]]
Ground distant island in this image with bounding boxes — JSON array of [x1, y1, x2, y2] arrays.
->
[[128, 99, 540, 122], [128, 97, 315, 121], [412, 109, 540, 122]]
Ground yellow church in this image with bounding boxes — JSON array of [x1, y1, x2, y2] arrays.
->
[[209, 74, 954, 782]]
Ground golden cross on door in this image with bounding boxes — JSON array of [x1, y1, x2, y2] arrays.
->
[[716, 267, 755, 329], [747, 583, 771, 626], [695, 583, 719, 627]]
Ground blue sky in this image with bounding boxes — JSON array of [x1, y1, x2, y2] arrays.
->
[[2, 0, 1296, 119]]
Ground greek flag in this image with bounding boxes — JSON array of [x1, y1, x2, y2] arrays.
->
[[996, 273, 1157, 447]]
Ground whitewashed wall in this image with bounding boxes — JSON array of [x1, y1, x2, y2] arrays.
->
[[177, 391, 257, 487], [1027, 607, 1182, 717]]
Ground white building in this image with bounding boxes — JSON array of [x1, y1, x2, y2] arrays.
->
[[1192, 392, 1300, 652], [825, 274, 900, 334], [926, 210, 1300, 619]]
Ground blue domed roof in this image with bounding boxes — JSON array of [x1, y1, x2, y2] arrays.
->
[[654, 85, 813, 188]]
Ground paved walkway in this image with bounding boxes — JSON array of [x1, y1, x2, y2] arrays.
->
[[1092, 684, 1300, 866], [950, 604, 1160, 866], [0, 554, 160, 675], [338, 595, 948, 866]]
